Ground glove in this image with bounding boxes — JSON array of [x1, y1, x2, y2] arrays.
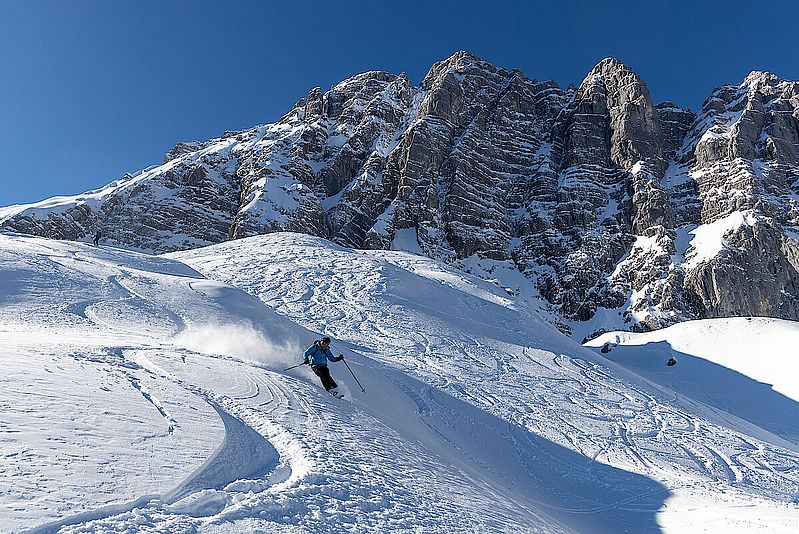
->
[[337, 354, 345, 361]]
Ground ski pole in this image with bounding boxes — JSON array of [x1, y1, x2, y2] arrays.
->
[[329, 342, 366, 393], [285, 362, 308, 371], [342, 358, 365, 393]]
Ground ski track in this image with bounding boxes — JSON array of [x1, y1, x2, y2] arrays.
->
[[3, 236, 578, 533], [4, 234, 799, 532], [173, 234, 799, 530]]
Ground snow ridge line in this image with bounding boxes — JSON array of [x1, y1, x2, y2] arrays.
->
[[21, 494, 161, 534], [21, 347, 294, 532], [20, 383, 280, 533], [161, 399, 279, 505], [131, 350, 314, 497]]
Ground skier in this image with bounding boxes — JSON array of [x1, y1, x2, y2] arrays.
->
[[93, 230, 101, 247], [303, 337, 345, 396]]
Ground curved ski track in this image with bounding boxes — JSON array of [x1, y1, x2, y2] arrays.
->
[[5, 235, 799, 533], [174, 235, 799, 529]]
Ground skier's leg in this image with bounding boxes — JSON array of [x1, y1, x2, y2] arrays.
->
[[325, 371, 338, 391], [311, 366, 324, 388], [312, 366, 328, 390], [314, 366, 337, 391]]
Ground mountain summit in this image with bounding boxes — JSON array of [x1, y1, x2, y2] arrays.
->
[[3, 51, 798, 335]]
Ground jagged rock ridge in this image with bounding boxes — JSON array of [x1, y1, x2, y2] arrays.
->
[[2, 51, 798, 334]]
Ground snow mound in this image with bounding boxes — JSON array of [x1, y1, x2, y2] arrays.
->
[[588, 318, 799, 445], [0, 234, 307, 532]]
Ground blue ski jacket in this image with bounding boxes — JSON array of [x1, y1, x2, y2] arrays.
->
[[303, 342, 342, 367]]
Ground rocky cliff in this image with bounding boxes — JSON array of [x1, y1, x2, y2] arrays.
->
[[3, 51, 798, 335]]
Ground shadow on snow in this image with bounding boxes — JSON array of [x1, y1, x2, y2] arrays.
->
[[348, 361, 670, 534], [598, 340, 799, 449]]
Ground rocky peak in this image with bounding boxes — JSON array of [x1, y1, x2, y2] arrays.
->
[[683, 69, 799, 172], [321, 71, 399, 121], [301, 86, 324, 121], [578, 57, 663, 172], [742, 70, 786, 93], [420, 50, 487, 87], [4, 53, 799, 337], [412, 51, 520, 150], [581, 57, 648, 99]]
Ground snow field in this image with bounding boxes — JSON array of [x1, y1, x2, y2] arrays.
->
[[174, 232, 799, 533], [2, 232, 799, 532], [1, 235, 576, 532]]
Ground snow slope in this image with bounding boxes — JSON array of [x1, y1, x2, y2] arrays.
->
[[587, 319, 799, 444], [0, 233, 310, 532], [0, 233, 651, 533], [2, 231, 799, 533], [173, 233, 799, 533]]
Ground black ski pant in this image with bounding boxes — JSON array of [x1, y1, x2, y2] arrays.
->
[[311, 365, 337, 391]]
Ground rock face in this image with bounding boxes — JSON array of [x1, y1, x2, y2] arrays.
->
[[3, 52, 799, 334]]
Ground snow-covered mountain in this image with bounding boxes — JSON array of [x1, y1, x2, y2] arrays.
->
[[3, 232, 797, 532], [2, 52, 799, 336]]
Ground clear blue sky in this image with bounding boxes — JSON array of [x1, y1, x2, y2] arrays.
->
[[1, 0, 797, 206]]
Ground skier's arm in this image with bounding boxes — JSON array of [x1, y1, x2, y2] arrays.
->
[[303, 345, 314, 364], [324, 348, 343, 362]]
